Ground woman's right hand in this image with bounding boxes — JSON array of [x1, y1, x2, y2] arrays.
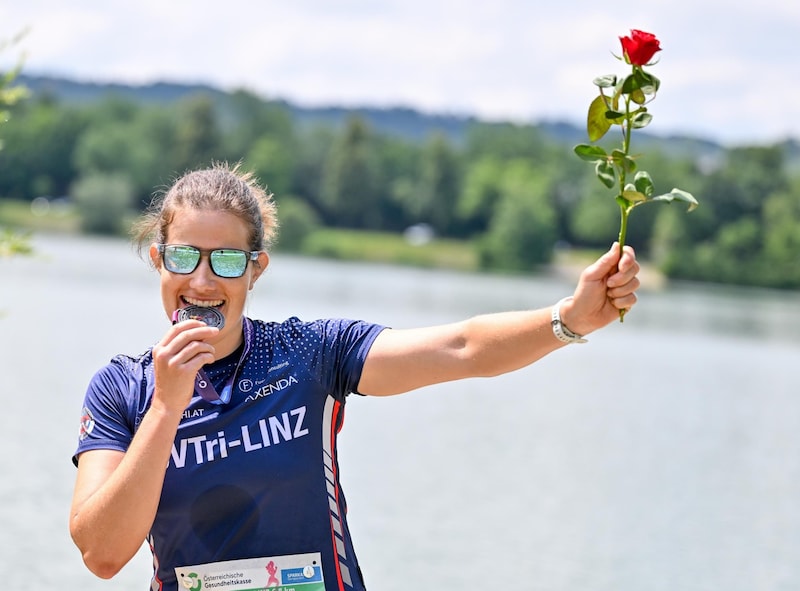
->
[[150, 320, 218, 412], [71, 320, 218, 578]]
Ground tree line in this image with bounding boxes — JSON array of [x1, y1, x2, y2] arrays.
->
[[1, 87, 799, 288]]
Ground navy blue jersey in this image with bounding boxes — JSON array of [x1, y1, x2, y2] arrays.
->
[[74, 316, 385, 591]]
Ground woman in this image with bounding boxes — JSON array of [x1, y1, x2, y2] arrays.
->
[[70, 163, 640, 591]]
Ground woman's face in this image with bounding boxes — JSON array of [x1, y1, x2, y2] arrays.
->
[[149, 206, 269, 358]]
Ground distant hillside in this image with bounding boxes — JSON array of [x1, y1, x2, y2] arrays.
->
[[18, 74, 478, 143], [18, 74, 229, 105], [22, 73, 796, 169]]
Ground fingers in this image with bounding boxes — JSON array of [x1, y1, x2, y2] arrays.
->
[[580, 242, 622, 282], [604, 244, 640, 314], [606, 245, 640, 288], [155, 325, 216, 369], [151, 320, 219, 410], [571, 242, 641, 329], [579, 243, 639, 288], [160, 320, 218, 364], [609, 290, 638, 312]]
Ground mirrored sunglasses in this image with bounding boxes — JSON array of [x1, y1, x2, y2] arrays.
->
[[157, 244, 259, 278]]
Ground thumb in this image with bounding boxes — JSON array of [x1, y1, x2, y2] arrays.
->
[[582, 242, 621, 282]]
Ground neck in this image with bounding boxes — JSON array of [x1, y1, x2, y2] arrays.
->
[[213, 317, 245, 360]]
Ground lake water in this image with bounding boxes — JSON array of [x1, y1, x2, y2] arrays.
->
[[2, 233, 799, 590]]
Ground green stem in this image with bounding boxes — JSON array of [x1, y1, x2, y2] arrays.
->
[[615, 93, 635, 323], [618, 203, 629, 253], [617, 203, 629, 323], [620, 94, 633, 189]]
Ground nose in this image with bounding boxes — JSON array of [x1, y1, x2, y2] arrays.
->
[[188, 255, 218, 288]]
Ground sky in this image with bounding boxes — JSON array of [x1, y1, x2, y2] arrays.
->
[[2, 0, 798, 146]]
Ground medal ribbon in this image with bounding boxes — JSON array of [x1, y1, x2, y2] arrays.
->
[[192, 317, 253, 404]]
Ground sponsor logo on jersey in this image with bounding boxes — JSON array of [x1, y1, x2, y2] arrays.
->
[[79, 407, 95, 441], [170, 405, 309, 468], [243, 375, 299, 403]]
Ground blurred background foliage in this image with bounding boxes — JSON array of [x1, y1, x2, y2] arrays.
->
[[0, 31, 32, 257], [1, 73, 799, 288]]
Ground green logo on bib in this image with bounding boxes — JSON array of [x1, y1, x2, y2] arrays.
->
[[180, 571, 202, 591]]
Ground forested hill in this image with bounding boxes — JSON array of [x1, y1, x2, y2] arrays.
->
[[19, 74, 477, 143], [18, 73, 733, 161], [7, 74, 800, 289]]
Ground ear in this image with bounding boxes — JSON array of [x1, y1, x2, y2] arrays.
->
[[149, 243, 162, 269], [249, 251, 270, 290]]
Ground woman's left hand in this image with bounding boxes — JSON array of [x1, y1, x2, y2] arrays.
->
[[561, 242, 641, 335]]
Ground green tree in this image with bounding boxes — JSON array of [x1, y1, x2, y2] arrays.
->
[[376, 135, 421, 232], [173, 95, 224, 173], [72, 100, 181, 208], [71, 172, 135, 235], [272, 195, 321, 251], [478, 160, 557, 271], [226, 91, 299, 199], [759, 179, 800, 286], [0, 30, 31, 257], [569, 182, 619, 246], [292, 126, 336, 211], [650, 205, 688, 270], [0, 99, 89, 200], [411, 133, 461, 235], [463, 122, 573, 244], [698, 146, 787, 230], [464, 122, 557, 163], [663, 144, 796, 287], [457, 156, 503, 236], [224, 90, 295, 157], [319, 117, 382, 228], [129, 106, 183, 202], [246, 136, 295, 199], [763, 182, 800, 260]]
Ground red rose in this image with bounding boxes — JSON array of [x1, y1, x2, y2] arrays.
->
[[619, 29, 661, 66]]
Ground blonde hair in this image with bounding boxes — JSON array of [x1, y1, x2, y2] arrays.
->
[[133, 162, 279, 257]]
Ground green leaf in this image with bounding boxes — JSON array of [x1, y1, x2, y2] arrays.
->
[[611, 89, 622, 113], [630, 89, 646, 105], [593, 74, 617, 88], [595, 159, 616, 189], [623, 190, 647, 203], [633, 171, 654, 197], [651, 188, 700, 212], [621, 72, 641, 94], [574, 144, 608, 162], [611, 149, 637, 174], [587, 95, 612, 142], [621, 68, 658, 97], [639, 70, 660, 95], [616, 194, 633, 212], [605, 109, 625, 123], [632, 111, 653, 129]]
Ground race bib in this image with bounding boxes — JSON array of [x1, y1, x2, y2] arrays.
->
[[175, 552, 324, 591]]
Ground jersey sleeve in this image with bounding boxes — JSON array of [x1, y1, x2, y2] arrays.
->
[[72, 357, 143, 465], [323, 318, 386, 396], [279, 317, 385, 400]]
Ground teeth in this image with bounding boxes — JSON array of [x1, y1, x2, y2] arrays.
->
[[184, 297, 223, 308]]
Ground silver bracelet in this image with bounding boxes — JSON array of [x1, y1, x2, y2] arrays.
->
[[551, 297, 588, 344]]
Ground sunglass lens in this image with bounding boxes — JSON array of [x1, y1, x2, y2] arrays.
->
[[164, 246, 200, 274], [210, 250, 248, 277]]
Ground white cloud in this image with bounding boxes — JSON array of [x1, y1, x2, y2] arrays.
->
[[2, 0, 799, 143]]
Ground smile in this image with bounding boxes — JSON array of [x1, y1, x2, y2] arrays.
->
[[182, 296, 224, 308]]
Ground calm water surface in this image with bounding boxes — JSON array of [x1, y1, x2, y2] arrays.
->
[[2, 233, 799, 590]]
